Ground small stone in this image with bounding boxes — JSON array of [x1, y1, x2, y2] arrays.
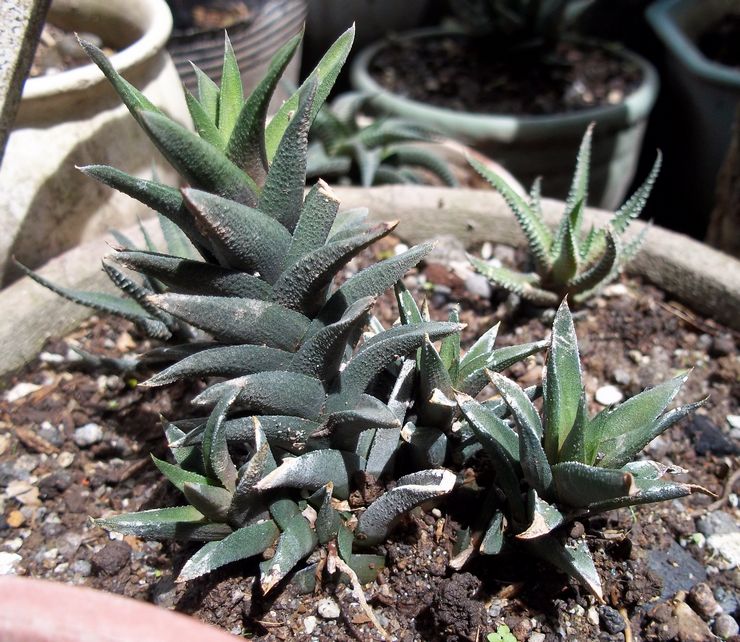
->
[[54, 562, 69, 574], [613, 368, 632, 386], [528, 634, 546, 642], [5, 538, 23, 552], [0, 552, 22, 575], [595, 385, 623, 406], [599, 605, 625, 634], [696, 512, 738, 537], [6, 510, 25, 528], [481, 241, 494, 260], [687, 416, 738, 456], [5, 480, 40, 506], [688, 582, 722, 619], [465, 272, 492, 299], [317, 597, 340, 619], [152, 575, 177, 608], [304, 615, 318, 634], [586, 606, 600, 626], [57, 451, 74, 468], [706, 533, 740, 569], [0, 434, 9, 456], [73, 423, 104, 447], [673, 601, 713, 642], [393, 242, 409, 256], [602, 283, 628, 297], [71, 559, 92, 577], [91, 541, 131, 576], [710, 334, 735, 357], [4, 382, 42, 402], [38, 470, 73, 499], [714, 614, 739, 639], [727, 415, 740, 430]]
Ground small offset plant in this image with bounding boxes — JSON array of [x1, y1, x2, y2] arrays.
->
[[454, 300, 708, 599], [30, 25, 707, 614], [469, 125, 661, 306], [307, 91, 458, 187]]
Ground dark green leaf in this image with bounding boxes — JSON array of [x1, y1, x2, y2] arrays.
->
[[260, 514, 318, 593], [284, 180, 340, 269], [96, 506, 231, 541], [217, 34, 243, 138]]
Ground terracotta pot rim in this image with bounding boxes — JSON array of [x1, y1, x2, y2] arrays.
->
[[22, 0, 172, 101]]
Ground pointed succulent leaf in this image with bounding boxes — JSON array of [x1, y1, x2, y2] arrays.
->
[[479, 511, 505, 555], [525, 536, 603, 600], [78, 166, 212, 253], [17, 261, 154, 323], [259, 78, 315, 232], [348, 554, 386, 585], [178, 520, 279, 582], [147, 294, 310, 350], [390, 146, 459, 187], [265, 25, 355, 160], [313, 241, 435, 328], [254, 450, 363, 499], [158, 213, 198, 260], [542, 299, 583, 461], [488, 371, 543, 439], [315, 483, 341, 544], [419, 335, 455, 400], [469, 157, 551, 270], [365, 427, 403, 477], [394, 281, 424, 325], [332, 321, 463, 406], [273, 222, 396, 314], [192, 63, 219, 122], [328, 207, 368, 240], [582, 477, 710, 515], [550, 200, 582, 284], [551, 462, 636, 508], [611, 151, 662, 234], [355, 469, 456, 546], [96, 506, 232, 541], [227, 33, 302, 182], [200, 388, 239, 491], [113, 250, 273, 300], [388, 358, 417, 423], [567, 228, 619, 295], [183, 482, 232, 522], [622, 460, 686, 481], [260, 514, 318, 593], [517, 491, 565, 539], [439, 306, 461, 381], [164, 421, 198, 467], [193, 372, 326, 421], [558, 388, 589, 463], [80, 39, 160, 116], [184, 88, 225, 149], [227, 443, 272, 526], [217, 34, 244, 138], [564, 123, 593, 218], [138, 111, 258, 206], [458, 322, 499, 377], [284, 180, 340, 269], [469, 256, 559, 306], [182, 188, 292, 283], [456, 394, 519, 462], [152, 455, 215, 492], [587, 373, 688, 467]]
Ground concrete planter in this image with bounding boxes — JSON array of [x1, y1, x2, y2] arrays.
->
[[1, 186, 738, 379], [350, 29, 659, 211], [0, 576, 237, 642], [0, 0, 189, 286], [646, 0, 740, 231]]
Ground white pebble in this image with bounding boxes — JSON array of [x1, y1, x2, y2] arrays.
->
[[481, 241, 494, 260], [727, 415, 740, 430], [4, 382, 42, 403], [393, 243, 409, 256], [0, 552, 22, 575], [587, 606, 599, 626], [73, 423, 103, 447], [317, 597, 340, 619], [304, 615, 318, 634], [57, 452, 75, 468], [595, 385, 624, 406]]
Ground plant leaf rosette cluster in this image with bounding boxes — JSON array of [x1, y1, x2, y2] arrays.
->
[[30, 27, 707, 602]]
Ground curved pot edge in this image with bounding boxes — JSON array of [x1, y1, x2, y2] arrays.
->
[[0, 576, 237, 642], [1, 185, 738, 380], [350, 28, 660, 142]]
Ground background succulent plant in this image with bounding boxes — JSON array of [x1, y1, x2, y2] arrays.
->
[[469, 125, 661, 306], [307, 91, 458, 187], [454, 299, 708, 598]]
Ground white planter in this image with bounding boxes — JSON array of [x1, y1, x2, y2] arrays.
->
[[0, 0, 189, 285]]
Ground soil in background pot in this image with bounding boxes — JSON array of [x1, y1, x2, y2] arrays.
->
[[369, 35, 643, 116], [30, 24, 116, 78], [697, 14, 740, 69]]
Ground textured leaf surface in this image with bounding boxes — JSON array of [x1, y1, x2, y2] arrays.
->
[[526, 536, 603, 600], [152, 456, 215, 492], [260, 514, 318, 593], [178, 520, 279, 582], [518, 492, 564, 539], [183, 482, 232, 522], [284, 180, 339, 269], [480, 511, 505, 555], [96, 506, 231, 541], [356, 469, 456, 545], [552, 462, 635, 508], [217, 34, 244, 138]]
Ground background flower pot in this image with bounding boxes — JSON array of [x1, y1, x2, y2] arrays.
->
[[646, 0, 740, 242], [350, 29, 659, 211], [0, 576, 238, 642], [167, 0, 307, 110], [0, 0, 189, 286]]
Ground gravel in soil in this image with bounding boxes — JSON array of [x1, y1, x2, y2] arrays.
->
[[369, 35, 643, 116], [1, 239, 738, 641]]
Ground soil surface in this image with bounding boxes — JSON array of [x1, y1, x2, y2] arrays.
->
[[169, 0, 252, 33], [1, 238, 739, 641], [698, 15, 740, 70], [368, 35, 643, 116], [30, 25, 114, 78]]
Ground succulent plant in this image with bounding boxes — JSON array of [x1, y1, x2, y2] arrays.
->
[[469, 125, 661, 306], [307, 91, 458, 187], [454, 299, 708, 599]]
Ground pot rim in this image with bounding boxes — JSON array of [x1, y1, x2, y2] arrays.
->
[[647, 0, 740, 88], [22, 0, 172, 100], [350, 28, 659, 141]]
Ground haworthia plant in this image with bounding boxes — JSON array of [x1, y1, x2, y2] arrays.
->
[[455, 299, 708, 599], [307, 91, 458, 187], [470, 125, 661, 305]]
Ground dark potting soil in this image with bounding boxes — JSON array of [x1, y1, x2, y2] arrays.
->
[[1, 237, 738, 641], [368, 35, 643, 116], [30, 24, 115, 78], [168, 0, 252, 33], [697, 14, 740, 70]]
